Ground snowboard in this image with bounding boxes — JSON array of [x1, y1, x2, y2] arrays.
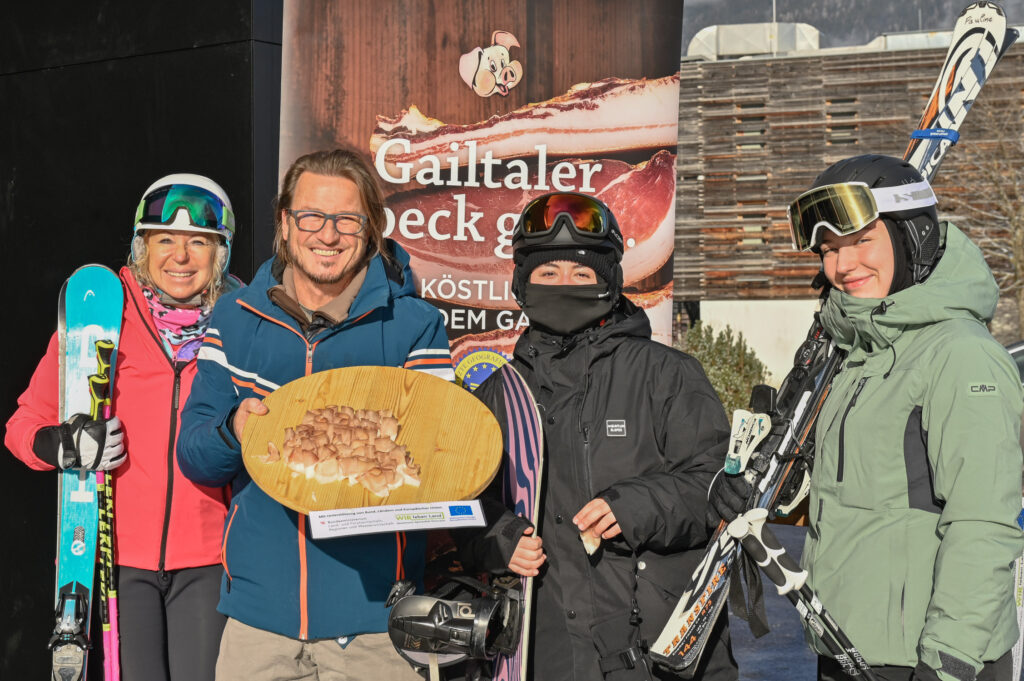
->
[[492, 365, 544, 681], [51, 265, 123, 681]]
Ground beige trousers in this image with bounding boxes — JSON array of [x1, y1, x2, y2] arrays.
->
[[215, 617, 425, 681]]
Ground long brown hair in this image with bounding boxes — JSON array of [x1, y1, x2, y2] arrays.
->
[[273, 148, 391, 269]]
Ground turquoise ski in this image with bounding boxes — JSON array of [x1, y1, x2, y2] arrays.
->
[[51, 265, 123, 681]]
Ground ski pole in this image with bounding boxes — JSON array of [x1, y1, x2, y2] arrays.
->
[[727, 509, 879, 681], [91, 339, 121, 681]]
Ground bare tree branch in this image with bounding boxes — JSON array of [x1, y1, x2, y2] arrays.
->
[[939, 96, 1024, 334]]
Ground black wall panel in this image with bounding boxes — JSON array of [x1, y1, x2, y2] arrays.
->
[[0, 3, 253, 74], [0, 2, 281, 676]]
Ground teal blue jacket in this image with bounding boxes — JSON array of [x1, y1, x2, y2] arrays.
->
[[178, 241, 453, 640]]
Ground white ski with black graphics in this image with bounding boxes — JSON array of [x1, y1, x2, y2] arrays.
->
[[651, 2, 1018, 676], [905, 1, 1018, 182]]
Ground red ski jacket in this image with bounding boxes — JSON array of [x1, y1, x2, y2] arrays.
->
[[4, 267, 230, 571]]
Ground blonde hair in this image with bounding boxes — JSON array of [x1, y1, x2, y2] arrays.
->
[[128, 233, 227, 306], [273, 147, 392, 268]]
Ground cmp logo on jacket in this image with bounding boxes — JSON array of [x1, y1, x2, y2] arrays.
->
[[968, 383, 998, 395], [606, 420, 627, 437]]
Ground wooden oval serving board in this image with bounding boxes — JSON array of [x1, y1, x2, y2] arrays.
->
[[241, 366, 502, 514]]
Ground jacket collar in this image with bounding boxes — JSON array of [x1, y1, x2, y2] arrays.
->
[[513, 296, 652, 367], [268, 264, 368, 331], [120, 266, 170, 348]]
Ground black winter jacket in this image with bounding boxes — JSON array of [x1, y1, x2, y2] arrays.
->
[[460, 300, 737, 681]]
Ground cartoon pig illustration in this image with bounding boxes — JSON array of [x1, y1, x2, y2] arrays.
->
[[459, 30, 523, 98]]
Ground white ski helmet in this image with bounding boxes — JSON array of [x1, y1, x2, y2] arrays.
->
[[132, 173, 235, 273]]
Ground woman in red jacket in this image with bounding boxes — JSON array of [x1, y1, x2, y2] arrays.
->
[[5, 174, 239, 681]]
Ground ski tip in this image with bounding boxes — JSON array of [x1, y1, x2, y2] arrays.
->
[[964, 1, 1006, 19]]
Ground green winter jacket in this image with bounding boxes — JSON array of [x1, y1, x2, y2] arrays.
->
[[802, 222, 1024, 680]]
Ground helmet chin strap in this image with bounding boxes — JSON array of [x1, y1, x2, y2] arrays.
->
[[156, 289, 205, 307]]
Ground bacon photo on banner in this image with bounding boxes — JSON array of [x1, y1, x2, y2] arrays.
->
[[370, 75, 680, 178]]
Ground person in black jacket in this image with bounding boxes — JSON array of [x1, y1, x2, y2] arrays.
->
[[459, 193, 738, 681]]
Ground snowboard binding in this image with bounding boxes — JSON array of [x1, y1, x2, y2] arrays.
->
[[387, 576, 522, 669]]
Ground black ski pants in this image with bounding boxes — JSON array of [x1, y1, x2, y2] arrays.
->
[[818, 649, 1013, 681], [118, 564, 226, 681]]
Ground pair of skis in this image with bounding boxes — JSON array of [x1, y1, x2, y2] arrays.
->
[[652, 1, 1019, 676], [652, 321, 845, 673], [51, 265, 123, 681]]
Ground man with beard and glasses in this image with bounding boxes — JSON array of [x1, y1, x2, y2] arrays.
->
[[455, 193, 738, 681], [177, 148, 453, 681]]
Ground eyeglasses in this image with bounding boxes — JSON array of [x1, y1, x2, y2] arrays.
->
[[514, 192, 623, 253], [286, 209, 367, 235], [135, 184, 235, 239]]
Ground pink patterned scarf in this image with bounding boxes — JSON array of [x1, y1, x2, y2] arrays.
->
[[141, 286, 212, 361]]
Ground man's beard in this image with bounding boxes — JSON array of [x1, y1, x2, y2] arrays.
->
[[287, 238, 359, 286]]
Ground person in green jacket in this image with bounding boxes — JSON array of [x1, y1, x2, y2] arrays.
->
[[711, 154, 1024, 681]]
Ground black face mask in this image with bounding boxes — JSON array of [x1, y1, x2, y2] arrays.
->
[[520, 283, 616, 336]]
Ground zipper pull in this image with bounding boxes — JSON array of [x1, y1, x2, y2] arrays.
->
[[172, 363, 184, 410], [582, 425, 590, 444], [850, 377, 868, 407]]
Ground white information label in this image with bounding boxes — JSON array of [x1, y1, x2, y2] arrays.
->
[[309, 499, 486, 539]]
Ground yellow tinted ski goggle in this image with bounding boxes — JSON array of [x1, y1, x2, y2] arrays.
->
[[787, 182, 878, 252], [788, 180, 937, 251]]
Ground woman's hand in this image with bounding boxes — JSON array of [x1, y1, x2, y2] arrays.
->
[[508, 526, 546, 577], [232, 398, 269, 438], [574, 498, 621, 541]]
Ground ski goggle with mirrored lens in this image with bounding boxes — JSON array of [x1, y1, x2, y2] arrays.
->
[[514, 192, 623, 253], [134, 184, 235, 242], [787, 180, 936, 251]]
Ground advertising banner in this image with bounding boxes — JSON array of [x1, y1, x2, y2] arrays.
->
[[280, 0, 683, 388]]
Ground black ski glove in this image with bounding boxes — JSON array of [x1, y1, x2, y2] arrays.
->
[[910, 663, 943, 681], [706, 468, 752, 528], [33, 414, 126, 471]]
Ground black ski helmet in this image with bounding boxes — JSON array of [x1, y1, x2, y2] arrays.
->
[[810, 154, 942, 285], [510, 192, 624, 303]]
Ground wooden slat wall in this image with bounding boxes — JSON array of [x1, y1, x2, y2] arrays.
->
[[675, 45, 1024, 300]]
